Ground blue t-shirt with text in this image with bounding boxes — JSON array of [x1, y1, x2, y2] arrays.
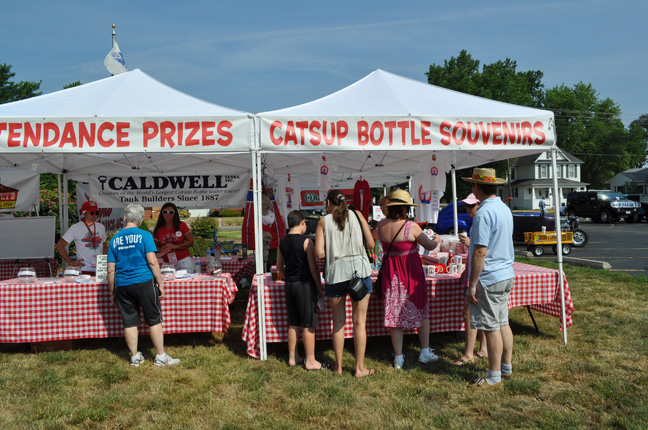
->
[[107, 227, 158, 287]]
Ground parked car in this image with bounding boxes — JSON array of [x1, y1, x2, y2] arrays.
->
[[625, 194, 648, 222], [566, 190, 641, 223], [432, 201, 473, 235]]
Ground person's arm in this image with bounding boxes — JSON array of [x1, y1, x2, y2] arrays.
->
[[355, 210, 375, 249], [315, 219, 326, 259], [466, 245, 487, 304], [305, 238, 323, 296], [276, 248, 285, 278], [56, 238, 81, 267], [146, 251, 165, 299], [107, 261, 116, 304], [410, 222, 439, 250]]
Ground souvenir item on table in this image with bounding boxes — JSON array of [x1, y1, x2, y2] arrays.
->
[[63, 267, 80, 282], [18, 267, 36, 284]]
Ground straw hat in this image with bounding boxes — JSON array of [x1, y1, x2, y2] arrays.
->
[[462, 167, 506, 185], [385, 190, 420, 207]]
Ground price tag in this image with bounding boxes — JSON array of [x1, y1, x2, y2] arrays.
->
[[95, 254, 108, 282]]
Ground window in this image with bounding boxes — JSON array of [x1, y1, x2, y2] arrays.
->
[[568, 165, 575, 178], [540, 165, 548, 178]]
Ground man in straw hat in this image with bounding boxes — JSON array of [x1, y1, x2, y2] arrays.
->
[[462, 167, 514, 390]]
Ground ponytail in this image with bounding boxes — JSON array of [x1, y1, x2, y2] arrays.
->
[[326, 190, 348, 231]]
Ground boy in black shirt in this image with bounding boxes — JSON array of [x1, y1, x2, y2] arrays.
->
[[277, 210, 326, 371]]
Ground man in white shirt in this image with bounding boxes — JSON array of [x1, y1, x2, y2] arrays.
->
[[56, 200, 107, 275]]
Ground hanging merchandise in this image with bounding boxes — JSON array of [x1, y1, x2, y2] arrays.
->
[[242, 180, 286, 251], [275, 174, 300, 224], [413, 153, 450, 224], [317, 155, 337, 203], [353, 177, 372, 220]]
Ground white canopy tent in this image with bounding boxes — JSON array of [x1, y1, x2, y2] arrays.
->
[[254, 69, 567, 359]]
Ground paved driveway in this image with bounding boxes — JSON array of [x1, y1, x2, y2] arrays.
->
[[516, 220, 648, 278]]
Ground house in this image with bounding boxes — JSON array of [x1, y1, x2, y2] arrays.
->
[[606, 167, 648, 194], [498, 149, 588, 210]]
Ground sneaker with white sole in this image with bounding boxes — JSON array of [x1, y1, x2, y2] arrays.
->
[[393, 354, 404, 369], [130, 352, 145, 367], [154, 353, 180, 366], [418, 348, 439, 363]]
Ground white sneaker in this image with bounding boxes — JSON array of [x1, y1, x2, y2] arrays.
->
[[130, 352, 145, 367], [393, 354, 405, 369], [154, 353, 180, 366], [418, 348, 439, 363]]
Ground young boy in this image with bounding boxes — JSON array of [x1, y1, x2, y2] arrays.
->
[[276, 210, 327, 371]]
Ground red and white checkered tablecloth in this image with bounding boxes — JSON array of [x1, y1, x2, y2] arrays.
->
[[0, 259, 58, 281], [0, 273, 237, 343], [192, 256, 256, 284], [241, 262, 573, 359]]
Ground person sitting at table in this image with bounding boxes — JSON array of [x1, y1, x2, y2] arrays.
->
[[315, 189, 375, 378], [153, 202, 195, 273], [377, 190, 440, 369], [277, 210, 326, 371], [108, 203, 180, 367], [454, 193, 488, 365], [56, 200, 107, 275]]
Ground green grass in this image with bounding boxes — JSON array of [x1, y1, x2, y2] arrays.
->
[[2, 260, 647, 428]]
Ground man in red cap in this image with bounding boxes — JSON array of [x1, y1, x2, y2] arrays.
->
[[56, 200, 107, 275]]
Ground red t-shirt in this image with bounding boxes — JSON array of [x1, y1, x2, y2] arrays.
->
[[155, 222, 191, 263]]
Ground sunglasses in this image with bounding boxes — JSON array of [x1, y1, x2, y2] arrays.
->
[[162, 209, 175, 215], [88, 211, 99, 215]]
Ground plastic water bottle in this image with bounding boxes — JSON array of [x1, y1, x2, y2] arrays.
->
[[213, 245, 222, 271], [194, 259, 202, 274], [207, 250, 216, 273]]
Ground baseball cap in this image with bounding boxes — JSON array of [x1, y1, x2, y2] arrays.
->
[[79, 200, 99, 215], [461, 194, 480, 205]]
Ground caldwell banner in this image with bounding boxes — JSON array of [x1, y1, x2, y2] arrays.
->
[[89, 173, 250, 208], [0, 117, 251, 153], [260, 116, 554, 151]]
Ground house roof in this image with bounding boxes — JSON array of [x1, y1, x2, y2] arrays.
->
[[513, 149, 583, 166], [604, 167, 648, 185], [509, 178, 589, 187]]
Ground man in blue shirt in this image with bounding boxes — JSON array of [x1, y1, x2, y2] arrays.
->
[[464, 168, 514, 390], [108, 203, 180, 367]]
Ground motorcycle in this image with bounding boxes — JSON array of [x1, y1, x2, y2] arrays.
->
[[560, 215, 588, 247]]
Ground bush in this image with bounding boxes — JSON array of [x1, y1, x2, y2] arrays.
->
[[219, 209, 242, 217], [190, 217, 218, 238], [139, 219, 151, 232], [178, 209, 191, 218]]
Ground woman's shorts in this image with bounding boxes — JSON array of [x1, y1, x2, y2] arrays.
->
[[115, 278, 163, 328], [285, 280, 318, 328], [325, 276, 373, 299]]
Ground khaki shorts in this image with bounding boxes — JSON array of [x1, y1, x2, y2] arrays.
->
[[469, 278, 513, 331]]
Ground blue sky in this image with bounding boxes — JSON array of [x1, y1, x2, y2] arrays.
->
[[2, 0, 645, 124]]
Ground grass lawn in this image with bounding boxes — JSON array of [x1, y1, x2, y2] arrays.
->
[[1, 259, 647, 428]]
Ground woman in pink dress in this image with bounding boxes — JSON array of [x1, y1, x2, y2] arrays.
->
[[377, 190, 440, 369]]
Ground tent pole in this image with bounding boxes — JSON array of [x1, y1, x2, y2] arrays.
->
[[451, 152, 458, 238], [57, 174, 64, 242], [550, 147, 568, 345], [252, 118, 267, 360]]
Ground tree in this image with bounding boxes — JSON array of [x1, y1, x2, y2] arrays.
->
[[630, 114, 648, 166], [63, 81, 82, 89], [425, 50, 545, 198], [0, 63, 41, 104], [544, 83, 646, 188]]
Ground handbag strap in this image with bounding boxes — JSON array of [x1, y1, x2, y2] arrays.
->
[[378, 220, 407, 275], [350, 209, 371, 265]]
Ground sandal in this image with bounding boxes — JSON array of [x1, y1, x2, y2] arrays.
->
[[289, 358, 305, 367], [305, 363, 330, 372], [452, 357, 475, 366], [355, 368, 375, 378]]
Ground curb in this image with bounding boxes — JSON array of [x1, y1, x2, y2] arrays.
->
[[515, 250, 611, 270]]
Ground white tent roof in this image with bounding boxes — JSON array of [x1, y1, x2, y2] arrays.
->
[[257, 69, 556, 181], [0, 69, 254, 179]]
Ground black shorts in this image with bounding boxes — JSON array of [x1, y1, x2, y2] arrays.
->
[[115, 279, 163, 328], [285, 280, 318, 328]]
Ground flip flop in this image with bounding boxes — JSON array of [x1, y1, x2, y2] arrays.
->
[[355, 368, 375, 378], [452, 357, 475, 366], [476, 353, 488, 359], [305, 363, 330, 372]]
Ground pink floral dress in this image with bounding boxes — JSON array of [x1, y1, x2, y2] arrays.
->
[[379, 221, 429, 328]]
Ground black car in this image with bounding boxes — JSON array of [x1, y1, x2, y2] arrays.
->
[[566, 190, 641, 223], [625, 194, 648, 222]]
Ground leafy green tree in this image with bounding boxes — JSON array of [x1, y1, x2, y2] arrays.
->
[[545, 83, 646, 188], [63, 81, 82, 89], [630, 114, 648, 167], [0, 63, 41, 103], [425, 50, 545, 198]]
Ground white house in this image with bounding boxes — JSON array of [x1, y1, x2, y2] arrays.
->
[[606, 167, 648, 194], [498, 149, 588, 210]]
